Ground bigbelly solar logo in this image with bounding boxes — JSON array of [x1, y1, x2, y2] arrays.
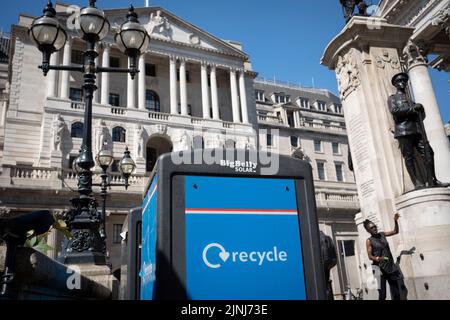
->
[[202, 243, 288, 269]]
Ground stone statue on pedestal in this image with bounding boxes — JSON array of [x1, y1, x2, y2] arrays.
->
[[339, 0, 367, 23], [52, 114, 65, 152], [388, 73, 440, 189]]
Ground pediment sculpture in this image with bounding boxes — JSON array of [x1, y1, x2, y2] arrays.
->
[[147, 10, 173, 40]]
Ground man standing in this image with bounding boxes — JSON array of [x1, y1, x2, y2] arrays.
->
[[320, 231, 338, 300], [364, 214, 408, 300]]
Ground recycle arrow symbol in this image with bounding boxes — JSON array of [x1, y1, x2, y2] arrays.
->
[[202, 243, 230, 269]]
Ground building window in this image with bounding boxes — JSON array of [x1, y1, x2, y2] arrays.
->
[[112, 127, 126, 143], [111, 159, 120, 172], [334, 104, 343, 114], [110, 57, 120, 68], [332, 142, 341, 155], [177, 70, 191, 83], [225, 139, 236, 149], [287, 112, 295, 128], [335, 163, 344, 182], [109, 93, 120, 107], [317, 161, 326, 181], [317, 101, 327, 112], [255, 90, 265, 102], [71, 49, 84, 65], [299, 98, 310, 109], [113, 224, 123, 244], [145, 63, 156, 77], [291, 136, 298, 148], [274, 93, 290, 104], [314, 140, 322, 153], [69, 88, 83, 102], [145, 90, 160, 112], [71, 122, 84, 138], [267, 134, 273, 147]]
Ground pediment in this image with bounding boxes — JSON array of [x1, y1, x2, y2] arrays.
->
[[105, 7, 248, 59]]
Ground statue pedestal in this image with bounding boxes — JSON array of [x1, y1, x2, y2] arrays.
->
[[50, 150, 62, 169], [135, 157, 146, 176], [395, 187, 450, 300]]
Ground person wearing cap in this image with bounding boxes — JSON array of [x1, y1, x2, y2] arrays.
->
[[388, 72, 438, 188]]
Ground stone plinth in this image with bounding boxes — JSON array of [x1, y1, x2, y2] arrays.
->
[[395, 187, 450, 300]]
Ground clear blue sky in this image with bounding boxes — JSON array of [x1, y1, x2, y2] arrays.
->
[[1, 0, 449, 123]]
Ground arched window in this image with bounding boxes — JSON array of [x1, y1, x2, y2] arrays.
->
[[225, 139, 236, 149], [291, 136, 299, 148], [145, 90, 160, 112], [193, 136, 204, 150], [112, 126, 126, 143], [71, 122, 84, 138]]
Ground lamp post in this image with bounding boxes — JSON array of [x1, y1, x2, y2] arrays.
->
[[29, 0, 148, 265], [93, 141, 136, 257]]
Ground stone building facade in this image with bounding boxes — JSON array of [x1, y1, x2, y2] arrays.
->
[[0, 3, 361, 299]]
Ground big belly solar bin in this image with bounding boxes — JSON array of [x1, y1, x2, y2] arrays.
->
[[134, 149, 326, 300]]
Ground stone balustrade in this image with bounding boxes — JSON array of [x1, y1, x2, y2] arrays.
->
[[70, 101, 85, 110]]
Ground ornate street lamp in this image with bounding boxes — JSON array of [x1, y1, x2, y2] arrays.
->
[[29, 0, 149, 265], [93, 141, 135, 258]]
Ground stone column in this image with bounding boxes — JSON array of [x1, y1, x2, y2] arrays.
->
[[138, 54, 147, 111], [179, 58, 188, 115], [293, 110, 299, 128], [238, 69, 249, 124], [404, 41, 450, 183], [210, 64, 220, 120], [127, 59, 136, 108], [101, 44, 110, 105], [295, 111, 301, 128], [229, 68, 240, 123], [60, 38, 72, 100], [201, 62, 211, 119], [47, 52, 59, 97], [169, 55, 178, 114]]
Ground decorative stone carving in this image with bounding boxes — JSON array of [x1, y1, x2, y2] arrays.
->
[[136, 124, 145, 158], [431, 7, 450, 38], [245, 137, 255, 150], [147, 10, 172, 40], [179, 131, 191, 150], [374, 49, 400, 70], [156, 124, 167, 136], [96, 120, 109, 154], [403, 40, 428, 69], [188, 33, 201, 46], [52, 114, 65, 152], [335, 50, 361, 100]]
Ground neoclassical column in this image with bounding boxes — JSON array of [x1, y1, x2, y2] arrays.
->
[[47, 52, 59, 97], [179, 58, 188, 115], [293, 110, 300, 128], [127, 59, 136, 108], [238, 69, 249, 124], [138, 54, 146, 111], [405, 41, 450, 182], [60, 38, 72, 100], [201, 61, 211, 119], [229, 68, 240, 123], [169, 55, 178, 114], [210, 64, 220, 120], [100, 44, 110, 105], [295, 111, 302, 128]]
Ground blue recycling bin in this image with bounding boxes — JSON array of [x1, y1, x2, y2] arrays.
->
[[135, 149, 325, 300]]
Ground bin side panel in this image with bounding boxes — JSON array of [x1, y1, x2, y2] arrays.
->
[[140, 177, 158, 300]]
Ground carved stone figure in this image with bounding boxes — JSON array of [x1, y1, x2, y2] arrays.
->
[[340, 0, 367, 23], [96, 120, 109, 154], [180, 131, 191, 150], [147, 10, 172, 39], [388, 73, 439, 189], [52, 114, 65, 152], [335, 51, 361, 100], [136, 125, 145, 158]]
